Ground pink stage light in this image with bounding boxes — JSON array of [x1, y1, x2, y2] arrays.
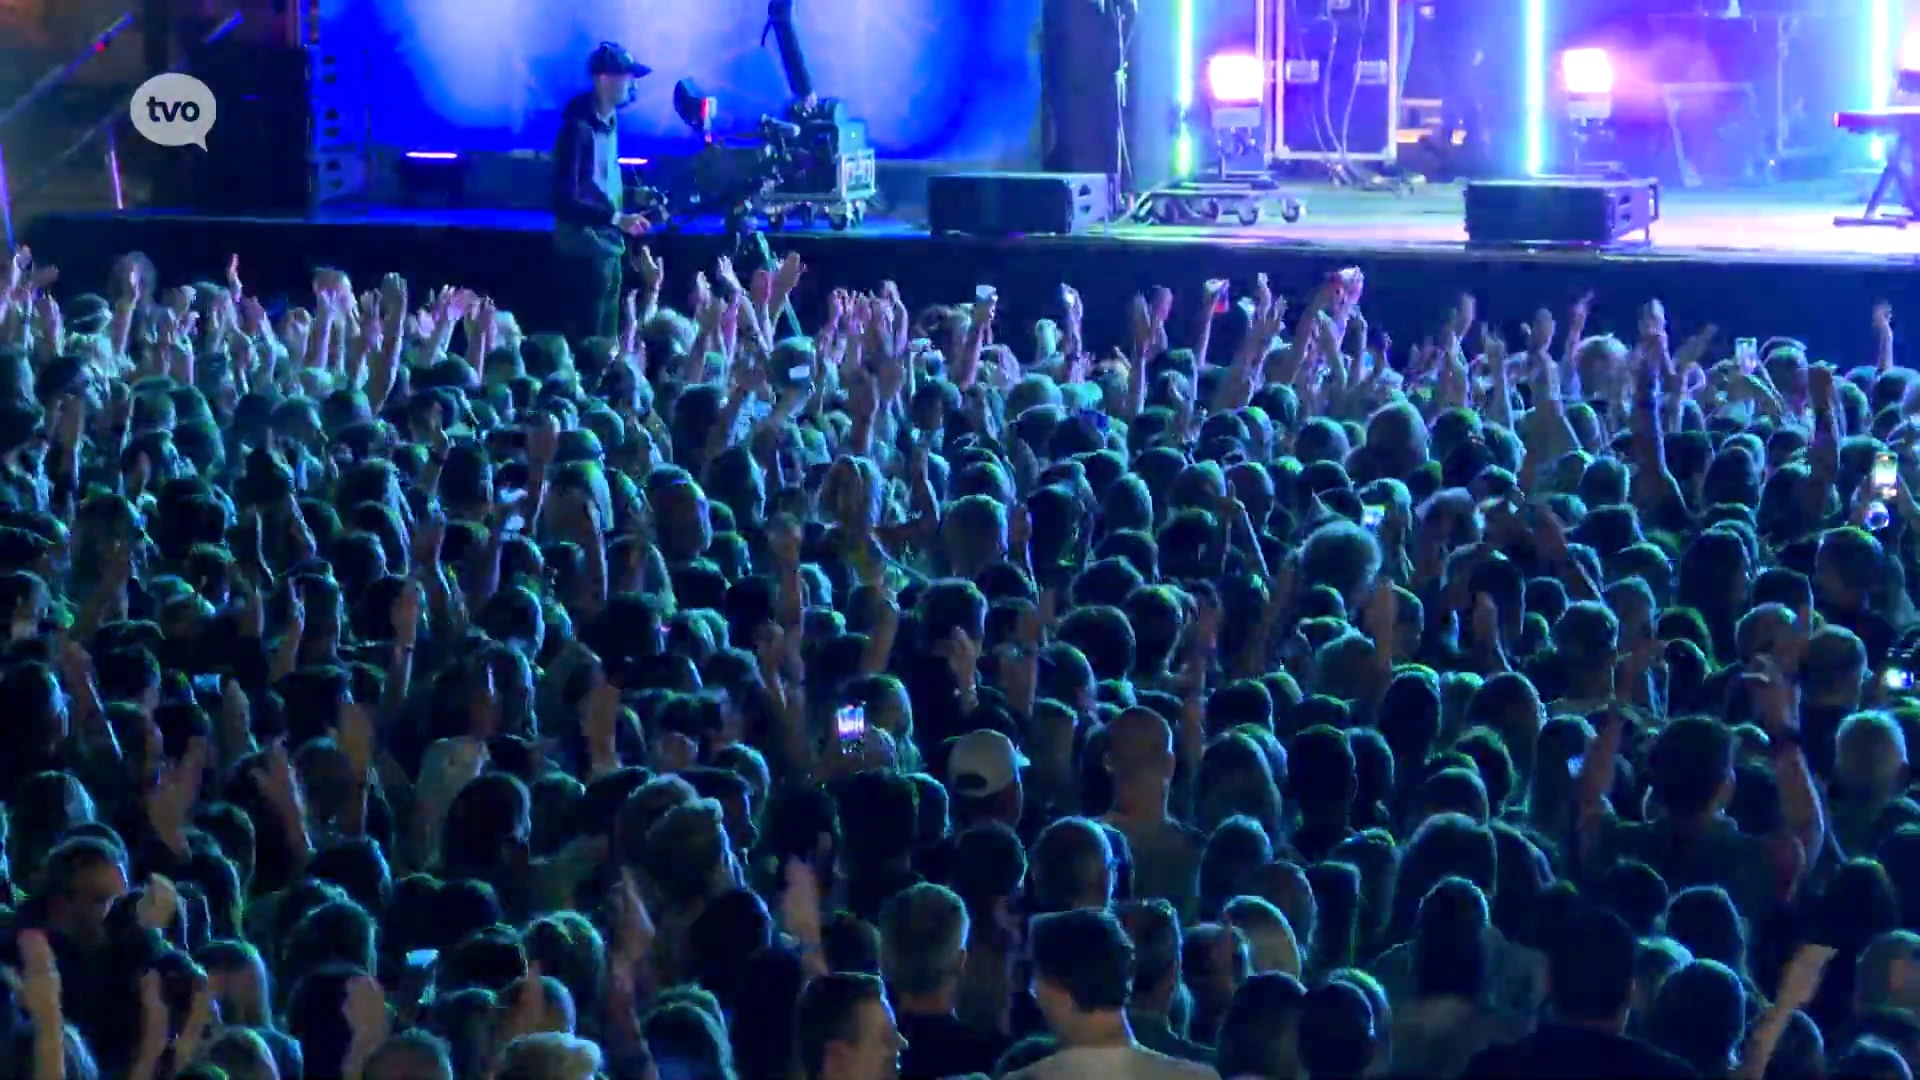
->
[[1206, 53, 1263, 105], [404, 151, 460, 160], [1560, 48, 1613, 96]]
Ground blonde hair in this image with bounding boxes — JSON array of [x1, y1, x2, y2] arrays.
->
[[822, 456, 883, 530], [1223, 895, 1302, 978], [492, 1032, 602, 1080]]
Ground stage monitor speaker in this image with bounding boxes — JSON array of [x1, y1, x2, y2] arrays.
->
[[927, 172, 1113, 237], [149, 41, 313, 215], [1464, 177, 1660, 246]]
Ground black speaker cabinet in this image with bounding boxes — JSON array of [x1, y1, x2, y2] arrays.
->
[[1464, 177, 1660, 246], [927, 172, 1114, 237]]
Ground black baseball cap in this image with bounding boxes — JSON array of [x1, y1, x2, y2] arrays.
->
[[588, 42, 651, 79]]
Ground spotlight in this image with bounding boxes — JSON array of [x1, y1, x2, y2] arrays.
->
[[1206, 52, 1262, 106], [1899, 29, 1920, 94], [1202, 52, 1264, 172], [1560, 48, 1613, 97], [1560, 48, 1613, 122], [397, 151, 469, 207], [673, 79, 720, 141]]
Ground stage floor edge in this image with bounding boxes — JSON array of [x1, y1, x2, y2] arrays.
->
[[22, 183, 1920, 362]]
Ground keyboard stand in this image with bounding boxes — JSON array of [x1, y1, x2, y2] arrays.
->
[[1836, 132, 1918, 228]]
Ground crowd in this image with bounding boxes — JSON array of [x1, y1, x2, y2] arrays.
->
[[0, 233, 1910, 1080]]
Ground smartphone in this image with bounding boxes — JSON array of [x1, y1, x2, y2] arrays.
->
[[1567, 754, 1586, 778], [1208, 279, 1230, 314], [404, 948, 439, 970], [834, 705, 867, 752], [1875, 450, 1899, 499], [1735, 337, 1759, 373], [975, 285, 997, 304], [1361, 504, 1386, 531], [190, 673, 221, 697], [1887, 668, 1915, 692]]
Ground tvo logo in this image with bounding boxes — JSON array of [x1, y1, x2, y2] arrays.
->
[[130, 72, 218, 149]]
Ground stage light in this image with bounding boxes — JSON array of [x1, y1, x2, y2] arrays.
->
[[397, 151, 470, 207], [1175, 0, 1195, 175], [673, 80, 720, 141], [1206, 52, 1262, 105], [1560, 49, 1613, 97], [1523, 0, 1546, 175], [1870, 0, 1895, 160]]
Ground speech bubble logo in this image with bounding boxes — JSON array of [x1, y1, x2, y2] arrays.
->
[[129, 72, 217, 150]]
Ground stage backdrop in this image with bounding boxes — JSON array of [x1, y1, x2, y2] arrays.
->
[[323, 0, 1044, 165]]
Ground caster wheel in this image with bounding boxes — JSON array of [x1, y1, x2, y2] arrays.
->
[[795, 203, 813, 224], [1236, 203, 1260, 226], [1200, 198, 1221, 222], [768, 211, 787, 231], [1149, 199, 1176, 224], [828, 211, 849, 231], [1281, 201, 1304, 223], [850, 203, 865, 226]]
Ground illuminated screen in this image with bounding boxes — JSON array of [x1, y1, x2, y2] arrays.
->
[[324, 0, 1043, 163]]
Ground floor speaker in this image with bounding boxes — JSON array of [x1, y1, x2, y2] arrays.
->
[[149, 41, 312, 215]]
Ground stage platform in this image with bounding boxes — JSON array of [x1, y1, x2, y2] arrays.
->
[[21, 180, 1920, 362]]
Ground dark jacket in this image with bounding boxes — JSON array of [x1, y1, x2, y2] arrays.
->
[[551, 90, 623, 255], [1462, 1023, 1698, 1079]]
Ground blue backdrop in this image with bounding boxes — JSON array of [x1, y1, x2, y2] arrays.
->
[[327, 0, 1044, 164]]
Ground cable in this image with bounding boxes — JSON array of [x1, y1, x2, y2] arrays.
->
[[1312, 0, 1349, 184], [1336, 0, 1368, 177], [1336, 0, 1396, 189]]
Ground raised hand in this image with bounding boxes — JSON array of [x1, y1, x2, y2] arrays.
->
[[612, 866, 657, 964], [250, 738, 305, 820], [935, 626, 982, 689], [780, 858, 825, 946], [5, 247, 30, 293], [335, 701, 376, 777], [1128, 293, 1153, 355], [772, 250, 804, 297], [630, 245, 664, 292], [420, 736, 488, 797], [1741, 652, 1800, 736], [343, 972, 391, 1052], [1202, 277, 1231, 317], [1527, 308, 1556, 356], [9, 929, 60, 1028], [1775, 943, 1837, 1013], [135, 872, 180, 932], [581, 681, 621, 774], [527, 410, 561, 468], [144, 736, 208, 853], [379, 273, 408, 325]]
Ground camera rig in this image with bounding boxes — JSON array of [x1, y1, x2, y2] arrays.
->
[[633, 0, 876, 236]]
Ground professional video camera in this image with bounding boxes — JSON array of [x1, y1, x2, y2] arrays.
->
[[635, 0, 875, 236]]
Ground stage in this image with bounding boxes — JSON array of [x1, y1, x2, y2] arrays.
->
[[21, 179, 1920, 362]]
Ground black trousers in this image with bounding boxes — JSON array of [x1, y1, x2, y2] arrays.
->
[[555, 243, 623, 345]]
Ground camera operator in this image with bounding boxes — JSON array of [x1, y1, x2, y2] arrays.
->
[[550, 42, 653, 342]]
